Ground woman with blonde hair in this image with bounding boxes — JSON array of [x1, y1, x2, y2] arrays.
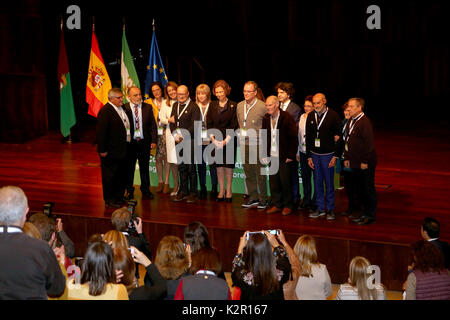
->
[[160, 81, 180, 195], [335, 256, 386, 300], [195, 83, 218, 199], [103, 230, 129, 250], [293, 235, 332, 300]]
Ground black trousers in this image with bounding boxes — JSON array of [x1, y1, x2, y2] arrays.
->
[[354, 166, 377, 220], [178, 147, 197, 195], [100, 155, 127, 203], [126, 140, 151, 193], [269, 160, 294, 210], [342, 168, 360, 212]]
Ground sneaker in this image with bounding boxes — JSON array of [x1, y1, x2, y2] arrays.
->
[[309, 210, 326, 218], [326, 211, 336, 220], [257, 200, 268, 209], [242, 199, 259, 208]]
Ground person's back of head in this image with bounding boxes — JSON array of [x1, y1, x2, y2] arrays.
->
[[190, 247, 222, 276], [421, 217, 440, 240], [81, 241, 115, 296], [111, 208, 131, 232], [412, 240, 446, 274], [113, 247, 136, 293], [22, 221, 41, 240], [293, 235, 319, 277], [155, 235, 190, 280], [348, 256, 378, 300], [28, 213, 55, 243], [0, 186, 29, 227], [184, 221, 211, 255], [103, 230, 129, 249], [243, 233, 278, 296]]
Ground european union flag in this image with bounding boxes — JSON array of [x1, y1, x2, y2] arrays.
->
[[144, 27, 168, 99]]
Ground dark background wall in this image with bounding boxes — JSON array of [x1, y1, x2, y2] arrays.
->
[[2, 0, 449, 142]]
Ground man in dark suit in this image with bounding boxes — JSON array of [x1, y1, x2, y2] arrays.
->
[[170, 85, 202, 203], [262, 96, 299, 216], [96, 88, 133, 208], [276, 82, 303, 208], [421, 217, 450, 269], [124, 86, 157, 199], [0, 186, 65, 299], [343, 97, 377, 225]]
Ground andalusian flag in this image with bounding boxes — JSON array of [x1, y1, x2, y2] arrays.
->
[[86, 26, 112, 117], [58, 25, 76, 137], [121, 27, 140, 103]]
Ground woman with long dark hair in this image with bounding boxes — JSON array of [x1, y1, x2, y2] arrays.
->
[[68, 241, 128, 300], [231, 231, 291, 300]]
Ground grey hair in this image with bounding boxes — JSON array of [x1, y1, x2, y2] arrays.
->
[[108, 88, 123, 99], [0, 186, 28, 226]]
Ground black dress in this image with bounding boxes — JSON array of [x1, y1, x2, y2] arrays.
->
[[206, 100, 238, 169]]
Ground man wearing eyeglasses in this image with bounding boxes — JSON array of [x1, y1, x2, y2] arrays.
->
[[96, 88, 134, 208], [236, 81, 269, 209]]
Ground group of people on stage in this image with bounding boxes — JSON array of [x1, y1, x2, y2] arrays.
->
[[95, 79, 378, 225]]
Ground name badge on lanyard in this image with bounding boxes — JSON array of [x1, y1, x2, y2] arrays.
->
[[242, 100, 256, 136], [158, 127, 164, 136], [314, 109, 328, 149]]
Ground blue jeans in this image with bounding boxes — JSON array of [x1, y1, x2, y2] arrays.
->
[[311, 153, 335, 211]]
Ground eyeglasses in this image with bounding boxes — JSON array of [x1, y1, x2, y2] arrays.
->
[[112, 96, 124, 99], [243, 90, 256, 94]]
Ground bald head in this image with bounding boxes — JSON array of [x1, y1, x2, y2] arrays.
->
[[312, 93, 327, 113], [177, 85, 189, 104], [265, 95, 280, 116]]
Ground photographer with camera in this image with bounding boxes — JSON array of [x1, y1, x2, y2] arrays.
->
[[231, 229, 291, 300], [111, 207, 152, 285]]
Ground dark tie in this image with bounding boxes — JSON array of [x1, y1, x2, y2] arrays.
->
[[134, 105, 140, 130]]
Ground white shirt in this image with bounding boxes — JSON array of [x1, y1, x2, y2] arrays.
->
[[295, 263, 332, 300], [298, 113, 308, 154], [281, 100, 291, 112]]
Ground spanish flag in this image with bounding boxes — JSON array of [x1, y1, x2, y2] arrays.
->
[[86, 27, 111, 117]]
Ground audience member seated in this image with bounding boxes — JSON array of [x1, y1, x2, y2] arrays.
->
[[154, 235, 191, 299], [232, 231, 292, 300], [184, 221, 211, 254], [22, 221, 42, 239], [274, 230, 301, 300], [28, 212, 74, 277], [294, 235, 332, 300], [68, 241, 129, 300], [404, 240, 450, 300], [111, 208, 152, 258], [128, 246, 167, 300], [103, 229, 129, 249], [335, 256, 386, 300], [421, 217, 450, 269], [28, 213, 75, 259], [113, 247, 138, 294], [175, 247, 231, 300], [0, 186, 65, 299]]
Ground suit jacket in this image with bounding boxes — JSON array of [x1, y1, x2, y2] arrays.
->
[[343, 114, 377, 168], [284, 101, 303, 127], [430, 239, 450, 269], [169, 100, 201, 141], [96, 102, 134, 159], [206, 100, 239, 139], [124, 102, 158, 146], [262, 110, 298, 161]]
